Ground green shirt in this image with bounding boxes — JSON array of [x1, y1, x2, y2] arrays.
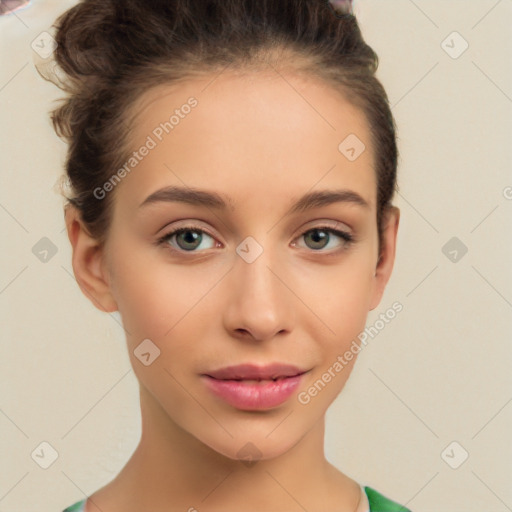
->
[[62, 485, 412, 511]]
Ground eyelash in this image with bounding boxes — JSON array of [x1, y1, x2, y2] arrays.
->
[[156, 223, 355, 255]]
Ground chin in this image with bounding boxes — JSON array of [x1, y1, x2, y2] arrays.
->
[[199, 429, 302, 465]]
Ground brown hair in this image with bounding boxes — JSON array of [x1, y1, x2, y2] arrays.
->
[[43, 0, 398, 253]]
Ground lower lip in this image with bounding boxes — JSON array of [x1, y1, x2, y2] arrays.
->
[[202, 374, 304, 410]]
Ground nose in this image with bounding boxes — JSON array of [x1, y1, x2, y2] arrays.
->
[[222, 242, 295, 342]]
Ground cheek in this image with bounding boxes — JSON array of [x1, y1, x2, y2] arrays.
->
[[296, 272, 372, 407], [297, 268, 374, 399], [295, 256, 374, 339], [109, 249, 212, 341]]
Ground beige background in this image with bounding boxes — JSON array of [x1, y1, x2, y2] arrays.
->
[[1, 1, 511, 510]]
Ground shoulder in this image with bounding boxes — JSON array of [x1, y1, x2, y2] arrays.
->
[[364, 486, 412, 512], [62, 499, 86, 512]]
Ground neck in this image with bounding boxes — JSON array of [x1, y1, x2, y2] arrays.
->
[[87, 385, 360, 512]]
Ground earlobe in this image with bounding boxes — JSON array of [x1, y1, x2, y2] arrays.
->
[[65, 205, 118, 313], [369, 206, 400, 311]]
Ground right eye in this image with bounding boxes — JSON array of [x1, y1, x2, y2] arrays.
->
[[157, 225, 220, 253]]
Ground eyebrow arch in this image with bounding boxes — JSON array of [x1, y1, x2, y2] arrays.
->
[[138, 185, 370, 214]]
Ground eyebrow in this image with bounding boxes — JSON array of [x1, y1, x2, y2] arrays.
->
[[138, 185, 370, 214]]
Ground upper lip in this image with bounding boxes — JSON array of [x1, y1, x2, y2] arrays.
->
[[203, 363, 308, 381]]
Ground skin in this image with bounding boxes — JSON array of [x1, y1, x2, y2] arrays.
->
[[65, 68, 399, 512]]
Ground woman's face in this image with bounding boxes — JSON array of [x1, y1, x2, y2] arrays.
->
[[71, 70, 399, 461]]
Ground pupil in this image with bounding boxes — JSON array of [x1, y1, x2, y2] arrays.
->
[[179, 230, 200, 250], [308, 229, 328, 249]]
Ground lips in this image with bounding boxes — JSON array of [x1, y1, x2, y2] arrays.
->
[[201, 363, 310, 410], [203, 363, 307, 381]]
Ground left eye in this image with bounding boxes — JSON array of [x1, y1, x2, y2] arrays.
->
[[157, 225, 354, 253], [295, 226, 354, 251]]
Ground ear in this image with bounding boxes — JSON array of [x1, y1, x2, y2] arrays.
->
[[368, 206, 400, 311], [64, 205, 118, 313]]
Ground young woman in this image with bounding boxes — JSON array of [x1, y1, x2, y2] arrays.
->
[[46, 0, 408, 510]]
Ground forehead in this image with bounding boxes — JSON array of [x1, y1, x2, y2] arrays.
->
[[118, 70, 376, 212]]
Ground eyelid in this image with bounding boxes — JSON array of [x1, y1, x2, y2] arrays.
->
[[157, 220, 218, 240], [298, 219, 352, 235]]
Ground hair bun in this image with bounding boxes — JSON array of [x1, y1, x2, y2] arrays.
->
[[50, 1, 123, 82]]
